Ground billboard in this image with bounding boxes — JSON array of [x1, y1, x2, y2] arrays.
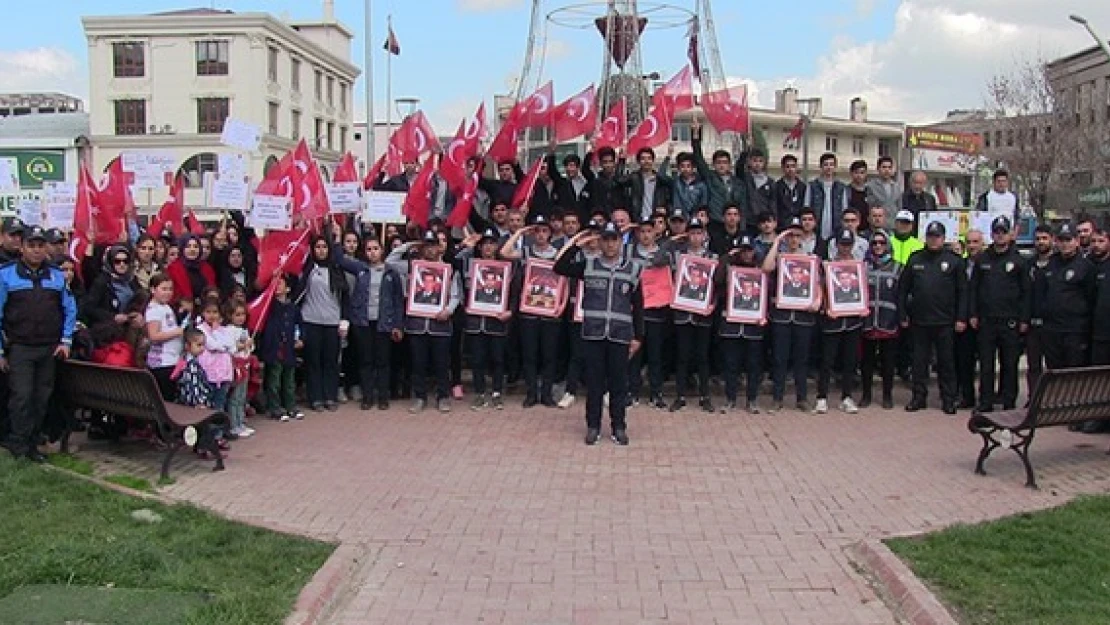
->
[[905, 128, 982, 154], [0, 149, 66, 190]]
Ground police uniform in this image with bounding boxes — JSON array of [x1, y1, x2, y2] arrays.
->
[[461, 229, 510, 407], [554, 223, 644, 445], [670, 218, 719, 412], [1025, 247, 1052, 397], [624, 220, 671, 408], [899, 221, 967, 413], [515, 214, 562, 407], [816, 229, 865, 412], [718, 236, 766, 412], [861, 237, 901, 408], [400, 231, 462, 412], [969, 217, 1029, 411], [1041, 223, 1096, 370], [768, 217, 818, 409]]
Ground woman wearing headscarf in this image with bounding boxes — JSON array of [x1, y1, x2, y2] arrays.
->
[[294, 232, 349, 411], [216, 245, 257, 300], [166, 234, 216, 314], [81, 243, 144, 331], [133, 234, 160, 290]]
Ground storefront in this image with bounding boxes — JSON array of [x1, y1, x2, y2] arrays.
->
[[904, 127, 984, 209]]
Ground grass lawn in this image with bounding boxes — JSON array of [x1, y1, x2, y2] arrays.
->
[[0, 454, 335, 625], [887, 495, 1110, 625]]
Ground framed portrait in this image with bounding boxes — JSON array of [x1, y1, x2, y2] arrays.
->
[[670, 253, 718, 315], [775, 254, 818, 311], [407, 260, 452, 318], [573, 280, 584, 323], [824, 260, 869, 318], [466, 259, 512, 317], [725, 267, 767, 324], [519, 259, 567, 318]]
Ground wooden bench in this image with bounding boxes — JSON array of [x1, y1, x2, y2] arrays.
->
[[967, 366, 1110, 488], [55, 360, 228, 480]]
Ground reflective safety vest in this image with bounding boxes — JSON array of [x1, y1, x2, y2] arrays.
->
[[580, 256, 642, 344]]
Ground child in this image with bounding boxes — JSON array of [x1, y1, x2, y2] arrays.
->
[[174, 328, 213, 408], [196, 297, 236, 416], [145, 273, 185, 400], [259, 274, 303, 421], [225, 300, 255, 438]]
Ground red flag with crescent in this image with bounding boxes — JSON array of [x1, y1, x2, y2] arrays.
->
[[509, 81, 555, 130], [594, 98, 627, 150], [702, 85, 750, 135], [652, 65, 694, 114], [510, 156, 544, 209], [552, 84, 596, 143], [627, 98, 674, 156]]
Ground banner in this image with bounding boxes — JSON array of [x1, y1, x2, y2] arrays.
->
[[250, 194, 292, 230], [905, 127, 982, 154]]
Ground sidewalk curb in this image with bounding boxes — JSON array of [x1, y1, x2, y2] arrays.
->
[[284, 542, 364, 625], [848, 539, 958, 625]]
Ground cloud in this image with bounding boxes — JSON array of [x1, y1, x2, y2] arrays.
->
[[0, 47, 86, 100], [457, 0, 523, 12], [743, 1, 1110, 124], [543, 39, 571, 62]]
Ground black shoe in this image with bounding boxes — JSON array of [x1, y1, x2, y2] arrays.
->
[[881, 395, 894, 410], [584, 428, 600, 445], [943, 402, 957, 415], [651, 393, 666, 410], [25, 450, 47, 463], [360, 401, 373, 411], [859, 394, 872, 408], [958, 399, 976, 410], [905, 398, 927, 412], [699, 397, 714, 413], [311, 402, 325, 412], [377, 399, 390, 411], [523, 395, 538, 409], [1080, 420, 1110, 434], [975, 404, 993, 414], [541, 396, 557, 408], [669, 397, 686, 412], [325, 401, 339, 412], [611, 429, 629, 445]]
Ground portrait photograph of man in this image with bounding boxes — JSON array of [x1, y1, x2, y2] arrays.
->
[[467, 259, 512, 316], [824, 260, 869, 317], [407, 260, 453, 318], [519, 259, 566, 317], [726, 267, 767, 323], [775, 254, 818, 311], [672, 254, 718, 314]]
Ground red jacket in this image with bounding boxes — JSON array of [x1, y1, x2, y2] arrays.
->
[[166, 259, 216, 305]]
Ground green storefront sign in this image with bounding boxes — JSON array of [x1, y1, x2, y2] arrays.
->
[[0, 149, 66, 190], [1078, 186, 1110, 207]]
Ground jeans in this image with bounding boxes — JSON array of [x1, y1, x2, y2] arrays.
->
[[410, 333, 451, 401], [771, 322, 813, 401], [264, 362, 297, 416], [721, 337, 762, 402], [353, 325, 392, 402], [4, 344, 56, 456], [818, 329, 860, 400], [227, 382, 248, 430], [303, 323, 340, 404], [470, 334, 506, 395], [674, 323, 711, 399], [582, 339, 630, 432]]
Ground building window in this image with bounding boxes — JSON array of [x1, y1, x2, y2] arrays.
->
[[1006, 129, 1014, 147], [195, 40, 229, 76], [1045, 125, 1052, 141], [291, 110, 302, 140], [315, 70, 323, 100], [112, 42, 144, 78], [670, 121, 691, 142], [825, 133, 838, 153], [327, 122, 335, 150], [267, 46, 279, 82], [315, 117, 324, 147], [994, 130, 1002, 147], [1029, 127, 1037, 144], [983, 132, 991, 148], [327, 76, 335, 106], [197, 97, 230, 134], [291, 58, 301, 92], [12, 108, 31, 117], [268, 102, 279, 136], [851, 136, 865, 155], [114, 99, 146, 135], [877, 138, 894, 158], [340, 83, 348, 112], [340, 126, 347, 153], [178, 152, 218, 188]]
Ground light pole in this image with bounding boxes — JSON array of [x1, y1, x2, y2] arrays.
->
[[1070, 14, 1110, 61]]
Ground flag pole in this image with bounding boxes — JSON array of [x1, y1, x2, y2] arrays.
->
[[364, 0, 375, 170], [385, 14, 393, 148]]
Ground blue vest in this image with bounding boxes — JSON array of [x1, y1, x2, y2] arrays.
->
[[580, 257, 642, 344]]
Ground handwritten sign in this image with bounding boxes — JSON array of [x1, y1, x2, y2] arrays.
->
[[0, 158, 19, 192], [122, 151, 176, 189], [205, 172, 250, 211], [218, 153, 248, 179], [220, 118, 262, 152], [364, 190, 406, 224], [18, 198, 41, 226], [250, 194, 291, 230], [325, 182, 362, 213], [43, 182, 76, 230]]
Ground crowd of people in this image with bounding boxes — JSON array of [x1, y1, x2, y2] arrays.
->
[[0, 129, 1107, 457]]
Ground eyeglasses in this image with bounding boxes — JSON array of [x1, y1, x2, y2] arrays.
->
[[113, 257, 131, 265], [871, 241, 888, 247]]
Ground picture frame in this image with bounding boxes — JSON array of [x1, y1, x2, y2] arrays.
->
[[519, 259, 567, 318], [824, 260, 869, 318], [775, 254, 818, 311], [407, 260, 452, 318], [465, 259, 512, 317], [725, 267, 768, 324], [670, 253, 718, 315]]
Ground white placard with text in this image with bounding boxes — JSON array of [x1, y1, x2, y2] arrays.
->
[[249, 194, 291, 230]]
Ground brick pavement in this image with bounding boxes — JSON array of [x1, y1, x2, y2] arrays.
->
[[148, 386, 1110, 625]]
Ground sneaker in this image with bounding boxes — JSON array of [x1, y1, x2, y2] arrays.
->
[[651, 393, 666, 410], [470, 394, 488, 411], [438, 398, 451, 413], [814, 398, 828, 414], [452, 385, 464, 400], [584, 428, 600, 445], [409, 398, 426, 413], [699, 397, 715, 413], [242, 426, 256, 436], [237, 427, 254, 439], [337, 388, 348, 403], [747, 400, 761, 414], [557, 393, 576, 409], [311, 402, 325, 412], [840, 397, 859, 414], [292, 410, 306, 420], [611, 429, 629, 445], [229, 426, 246, 437], [279, 413, 291, 422], [349, 386, 363, 402], [669, 397, 686, 412], [491, 393, 504, 410], [720, 400, 736, 414]]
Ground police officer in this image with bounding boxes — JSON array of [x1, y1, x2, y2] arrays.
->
[[899, 221, 967, 414], [969, 216, 1029, 412], [0, 226, 77, 461], [0, 217, 24, 264], [1040, 222, 1096, 370], [1026, 225, 1055, 397], [554, 222, 644, 446]]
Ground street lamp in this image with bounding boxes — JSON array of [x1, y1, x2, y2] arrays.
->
[[1070, 14, 1110, 62], [395, 97, 420, 118]]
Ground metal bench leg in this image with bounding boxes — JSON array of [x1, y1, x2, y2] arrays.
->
[[161, 440, 183, 481], [1011, 431, 1037, 489], [198, 421, 226, 473], [974, 430, 1000, 476]]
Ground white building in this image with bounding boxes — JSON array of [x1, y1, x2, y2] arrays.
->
[[0, 92, 84, 117], [82, 5, 360, 211]]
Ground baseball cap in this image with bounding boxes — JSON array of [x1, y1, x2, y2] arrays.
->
[[530, 214, 549, 227], [925, 221, 946, 237], [600, 222, 621, 238], [836, 228, 855, 246], [668, 208, 687, 222], [895, 210, 914, 223], [991, 216, 1012, 233], [2, 217, 24, 235], [785, 216, 803, 231], [45, 228, 65, 244], [639, 216, 654, 226], [479, 228, 499, 243], [23, 225, 47, 242], [732, 235, 754, 250], [1056, 222, 1076, 239], [687, 217, 705, 230], [421, 230, 438, 244]]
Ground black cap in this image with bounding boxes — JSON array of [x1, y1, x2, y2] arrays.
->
[[530, 214, 549, 227], [2, 217, 24, 235], [45, 228, 64, 244], [23, 225, 46, 242], [639, 216, 654, 226], [1056, 222, 1075, 239], [991, 216, 1012, 233], [669, 208, 687, 222], [421, 230, 438, 244], [600, 222, 621, 238], [732, 235, 754, 250], [786, 216, 802, 230], [925, 221, 946, 237], [687, 218, 705, 230], [479, 228, 498, 243], [836, 228, 855, 246]]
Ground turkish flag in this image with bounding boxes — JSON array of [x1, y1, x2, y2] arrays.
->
[[247, 277, 279, 335], [291, 139, 330, 221], [509, 81, 555, 130], [510, 156, 544, 209], [73, 165, 97, 239], [652, 65, 694, 114], [594, 98, 627, 150], [93, 158, 131, 244], [186, 209, 206, 235], [67, 232, 90, 275], [553, 84, 596, 142], [403, 154, 437, 227], [148, 173, 185, 238], [390, 111, 439, 161], [257, 227, 311, 289], [334, 152, 359, 183], [445, 172, 479, 228], [702, 85, 750, 135], [440, 120, 470, 194], [363, 153, 387, 190], [486, 118, 520, 165], [783, 116, 805, 149], [627, 99, 674, 156]]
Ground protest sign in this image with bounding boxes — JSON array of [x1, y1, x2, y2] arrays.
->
[[250, 194, 291, 230], [43, 181, 76, 230], [364, 191, 406, 224], [325, 182, 362, 213], [220, 118, 262, 152]]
